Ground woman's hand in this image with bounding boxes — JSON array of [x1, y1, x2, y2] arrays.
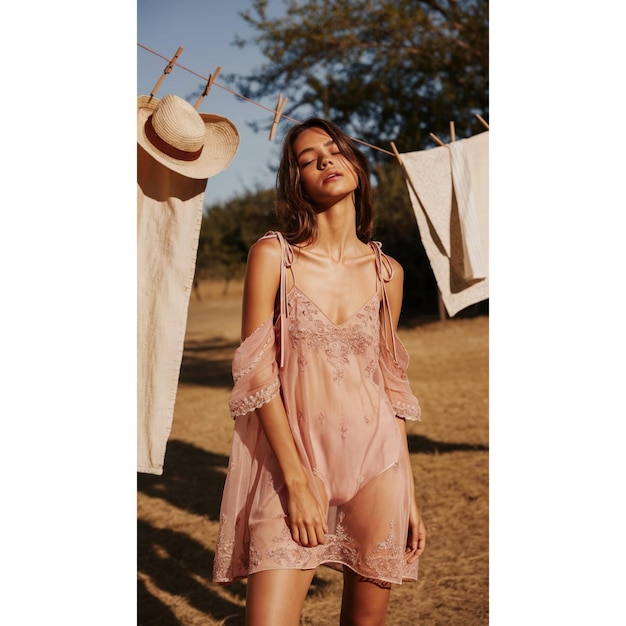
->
[[405, 497, 426, 563], [286, 480, 328, 547]]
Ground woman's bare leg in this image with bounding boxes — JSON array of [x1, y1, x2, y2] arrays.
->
[[340, 568, 392, 626], [245, 568, 316, 626]]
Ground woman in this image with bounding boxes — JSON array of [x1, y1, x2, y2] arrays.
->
[[213, 117, 426, 625]]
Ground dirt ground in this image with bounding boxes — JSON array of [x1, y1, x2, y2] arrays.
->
[[138, 279, 489, 625]]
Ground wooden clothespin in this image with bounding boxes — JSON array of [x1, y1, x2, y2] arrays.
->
[[269, 93, 288, 141], [194, 66, 222, 110], [450, 121, 456, 142], [475, 113, 490, 130], [390, 141, 404, 168], [150, 46, 184, 99], [429, 132, 446, 147], [390, 141, 415, 191]]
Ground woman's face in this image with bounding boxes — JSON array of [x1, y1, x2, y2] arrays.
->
[[292, 127, 359, 207]]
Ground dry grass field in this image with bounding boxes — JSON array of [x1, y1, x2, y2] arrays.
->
[[138, 279, 489, 625]]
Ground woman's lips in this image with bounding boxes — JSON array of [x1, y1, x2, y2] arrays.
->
[[323, 171, 342, 183]]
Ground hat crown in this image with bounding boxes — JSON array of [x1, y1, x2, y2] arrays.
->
[[151, 94, 205, 152]]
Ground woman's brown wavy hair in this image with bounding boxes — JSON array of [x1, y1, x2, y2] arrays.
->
[[276, 117, 374, 246]]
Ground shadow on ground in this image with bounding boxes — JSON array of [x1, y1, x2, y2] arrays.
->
[[138, 440, 228, 520], [138, 432, 486, 624], [178, 338, 239, 388], [138, 518, 247, 625], [138, 439, 334, 624], [407, 434, 488, 455]]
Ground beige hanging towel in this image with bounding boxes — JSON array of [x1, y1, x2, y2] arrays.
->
[[448, 138, 487, 280], [401, 131, 489, 317], [137, 154, 206, 475], [137, 95, 239, 475]]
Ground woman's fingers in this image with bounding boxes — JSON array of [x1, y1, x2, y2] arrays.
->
[[297, 525, 309, 547], [414, 520, 427, 559], [312, 503, 328, 545], [290, 515, 327, 547], [292, 520, 327, 547], [288, 489, 328, 547], [405, 537, 419, 563], [405, 517, 426, 562]]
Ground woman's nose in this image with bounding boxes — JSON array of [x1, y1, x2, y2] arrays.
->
[[318, 153, 333, 168]]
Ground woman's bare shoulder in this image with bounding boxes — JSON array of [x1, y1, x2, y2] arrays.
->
[[385, 254, 404, 281], [241, 235, 283, 338], [377, 250, 405, 326], [248, 234, 282, 263], [246, 237, 282, 290], [374, 244, 404, 284]]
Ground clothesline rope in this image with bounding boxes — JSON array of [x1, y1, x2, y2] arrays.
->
[[137, 42, 395, 157]]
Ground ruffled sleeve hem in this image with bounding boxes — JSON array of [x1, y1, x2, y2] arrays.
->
[[228, 316, 280, 419], [392, 399, 422, 421], [229, 377, 280, 418], [380, 330, 422, 422]]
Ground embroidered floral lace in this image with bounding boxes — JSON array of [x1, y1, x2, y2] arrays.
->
[[214, 233, 422, 585]]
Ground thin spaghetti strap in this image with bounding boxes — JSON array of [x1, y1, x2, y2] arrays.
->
[[370, 241, 398, 362], [260, 231, 293, 369]]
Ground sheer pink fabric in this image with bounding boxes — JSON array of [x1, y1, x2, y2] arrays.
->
[[213, 232, 421, 584]]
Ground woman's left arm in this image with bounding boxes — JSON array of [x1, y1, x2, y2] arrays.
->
[[385, 258, 427, 562], [397, 417, 427, 562]]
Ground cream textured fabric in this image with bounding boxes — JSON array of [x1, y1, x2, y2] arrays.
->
[[137, 143, 208, 475], [401, 131, 489, 317], [448, 139, 487, 280]]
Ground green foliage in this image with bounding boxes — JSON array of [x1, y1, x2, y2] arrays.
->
[[231, 0, 488, 152], [197, 1, 488, 315], [196, 188, 280, 282]]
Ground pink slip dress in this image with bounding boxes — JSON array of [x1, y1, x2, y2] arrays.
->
[[213, 231, 421, 584]]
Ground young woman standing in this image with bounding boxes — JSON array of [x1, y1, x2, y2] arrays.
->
[[213, 118, 426, 625]]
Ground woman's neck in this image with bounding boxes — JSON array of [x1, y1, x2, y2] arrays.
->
[[309, 199, 363, 261]]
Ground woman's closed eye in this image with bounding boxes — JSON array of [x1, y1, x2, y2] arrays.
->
[[299, 151, 341, 169]]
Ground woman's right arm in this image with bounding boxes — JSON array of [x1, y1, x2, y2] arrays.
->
[[241, 238, 328, 547]]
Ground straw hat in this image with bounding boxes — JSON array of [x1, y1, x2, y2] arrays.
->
[[137, 94, 240, 179]]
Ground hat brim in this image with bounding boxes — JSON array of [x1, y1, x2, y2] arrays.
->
[[137, 95, 240, 180]]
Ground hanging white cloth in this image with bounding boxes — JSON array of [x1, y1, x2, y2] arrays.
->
[[448, 138, 487, 280], [135, 94, 239, 475], [136, 144, 207, 475], [400, 131, 489, 317]]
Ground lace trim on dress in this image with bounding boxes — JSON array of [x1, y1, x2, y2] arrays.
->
[[229, 377, 280, 418], [233, 324, 275, 383], [392, 399, 422, 420], [379, 324, 422, 421], [364, 524, 407, 580], [288, 289, 379, 383], [228, 316, 281, 418], [240, 511, 414, 584]]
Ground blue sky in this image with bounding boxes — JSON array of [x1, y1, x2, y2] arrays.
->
[[137, 0, 290, 206]]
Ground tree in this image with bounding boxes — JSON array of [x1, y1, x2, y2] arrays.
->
[[196, 189, 280, 293], [198, 1, 488, 316], [230, 0, 488, 154]]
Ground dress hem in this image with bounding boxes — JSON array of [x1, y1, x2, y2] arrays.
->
[[213, 558, 419, 586], [212, 561, 418, 585]]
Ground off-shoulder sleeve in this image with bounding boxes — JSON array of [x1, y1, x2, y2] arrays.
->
[[228, 317, 280, 418], [379, 331, 422, 421], [371, 240, 421, 422]]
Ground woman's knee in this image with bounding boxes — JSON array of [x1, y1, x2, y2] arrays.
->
[[245, 569, 315, 626], [340, 571, 392, 626]]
